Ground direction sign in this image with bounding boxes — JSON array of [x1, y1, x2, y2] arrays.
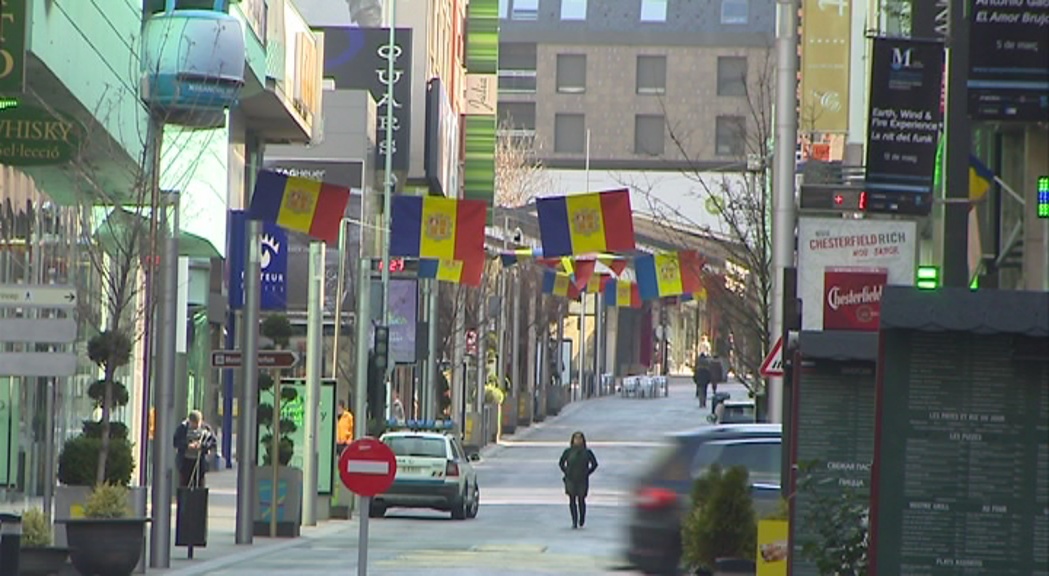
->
[[209, 350, 300, 369], [0, 352, 77, 377], [0, 284, 77, 309], [0, 318, 78, 343], [760, 337, 785, 378], [338, 437, 397, 497]]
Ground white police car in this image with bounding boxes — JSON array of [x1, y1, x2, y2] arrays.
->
[[372, 420, 481, 520]]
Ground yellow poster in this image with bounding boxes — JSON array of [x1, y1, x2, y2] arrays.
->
[[756, 519, 789, 576], [800, 0, 852, 133]]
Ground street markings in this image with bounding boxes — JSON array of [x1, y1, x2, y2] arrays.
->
[[374, 547, 619, 573]]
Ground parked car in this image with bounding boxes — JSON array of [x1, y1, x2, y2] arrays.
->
[[624, 424, 782, 575]]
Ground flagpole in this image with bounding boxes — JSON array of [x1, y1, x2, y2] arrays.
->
[[380, 1, 397, 418], [578, 129, 591, 400]]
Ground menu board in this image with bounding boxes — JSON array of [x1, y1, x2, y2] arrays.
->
[[791, 362, 877, 576], [873, 331, 1049, 575]]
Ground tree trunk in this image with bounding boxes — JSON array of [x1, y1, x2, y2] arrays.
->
[[96, 365, 115, 486]]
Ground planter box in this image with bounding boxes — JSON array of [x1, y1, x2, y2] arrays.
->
[[253, 466, 303, 537], [18, 546, 69, 576], [60, 517, 149, 576], [54, 486, 147, 547], [500, 399, 517, 435]]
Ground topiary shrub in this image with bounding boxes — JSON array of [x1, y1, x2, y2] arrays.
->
[[681, 464, 757, 572], [20, 508, 51, 548], [81, 420, 130, 441], [57, 436, 135, 487], [83, 483, 130, 519], [484, 384, 505, 405]]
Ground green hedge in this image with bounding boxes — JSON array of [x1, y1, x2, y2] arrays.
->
[[57, 436, 135, 487]]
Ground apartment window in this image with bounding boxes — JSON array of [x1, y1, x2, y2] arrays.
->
[[634, 114, 665, 155], [555, 114, 586, 153], [512, 0, 539, 20], [640, 0, 668, 22], [499, 102, 537, 132], [716, 116, 746, 156], [556, 54, 587, 93], [561, 0, 587, 20], [717, 56, 747, 96], [721, 0, 748, 24], [636, 55, 667, 95], [499, 43, 538, 93]]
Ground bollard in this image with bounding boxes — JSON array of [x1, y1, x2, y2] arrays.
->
[[0, 513, 22, 576]]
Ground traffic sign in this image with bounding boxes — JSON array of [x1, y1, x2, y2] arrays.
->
[[209, 350, 300, 369], [338, 437, 397, 497], [0, 284, 77, 309], [759, 337, 785, 378]]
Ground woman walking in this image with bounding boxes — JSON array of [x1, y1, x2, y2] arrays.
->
[[559, 431, 599, 529]]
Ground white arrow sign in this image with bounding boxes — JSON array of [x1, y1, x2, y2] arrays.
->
[[0, 285, 78, 309], [760, 336, 785, 378]]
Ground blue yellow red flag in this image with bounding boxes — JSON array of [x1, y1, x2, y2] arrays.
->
[[419, 258, 485, 286], [390, 196, 486, 261], [536, 189, 636, 257], [603, 280, 641, 308], [542, 270, 580, 299], [248, 170, 350, 244], [969, 155, 994, 202], [636, 250, 704, 300]]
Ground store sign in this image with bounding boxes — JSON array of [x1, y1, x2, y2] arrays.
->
[[292, 31, 321, 126], [240, 0, 267, 42], [0, 104, 84, 166], [967, 0, 1049, 122], [0, 0, 26, 93], [465, 74, 497, 115], [823, 267, 887, 332]]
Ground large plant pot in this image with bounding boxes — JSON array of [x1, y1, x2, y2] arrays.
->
[[60, 518, 149, 576], [253, 466, 303, 537], [18, 546, 69, 576]]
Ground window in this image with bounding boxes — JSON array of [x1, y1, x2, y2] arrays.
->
[[691, 440, 781, 484], [717, 56, 747, 96], [721, 0, 748, 24], [716, 116, 746, 156], [556, 54, 587, 93], [555, 114, 586, 153], [511, 0, 539, 20], [561, 0, 587, 20], [634, 114, 665, 155], [499, 102, 537, 132], [636, 55, 667, 95], [640, 0, 668, 22], [499, 0, 509, 18], [146, 0, 228, 13], [384, 436, 448, 458], [499, 43, 538, 93]]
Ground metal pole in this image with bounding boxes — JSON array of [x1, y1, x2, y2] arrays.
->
[[303, 241, 324, 526], [354, 259, 371, 575], [555, 301, 565, 404], [222, 313, 235, 468], [331, 220, 349, 379], [379, 3, 398, 410], [579, 293, 587, 399], [235, 218, 262, 544], [269, 378, 280, 538], [942, 0, 972, 288], [594, 291, 603, 393], [150, 191, 179, 568], [425, 280, 439, 420], [139, 117, 162, 485], [510, 271, 521, 407], [769, 0, 799, 425], [476, 284, 486, 416], [357, 496, 371, 576]]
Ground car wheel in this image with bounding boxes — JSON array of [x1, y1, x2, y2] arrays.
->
[[466, 484, 480, 519], [451, 490, 468, 520], [368, 502, 386, 518]]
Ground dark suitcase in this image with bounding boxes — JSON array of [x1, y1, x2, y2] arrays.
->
[[176, 486, 209, 548]]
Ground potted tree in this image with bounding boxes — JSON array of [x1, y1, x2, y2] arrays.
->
[[18, 508, 69, 576], [682, 465, 758, 576], [59, 483, 149, 576]]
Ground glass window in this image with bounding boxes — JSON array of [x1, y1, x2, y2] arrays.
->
[[556, 54, 587, 93], [512, 0, 539, 20], [634, 114, 665, 155], [716, 115, 746, 156], [561, 0, 587, 20], [555, 114, 586, 153], [499, 102, 537, 131], [499, 43, 538, 93], [721, 0, 748, 24], [499, 0, 509, 18], [384, 436, 449, 458], [640, 0, 668, 22], [692, 440, 781, 484], [717, 56, 748, 96], [636, 55, 667, 95]]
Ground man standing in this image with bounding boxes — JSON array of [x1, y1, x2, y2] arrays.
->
[[174, 411, 216, 488], [336, 400, 354, 455], [693, 354, 712, 408]]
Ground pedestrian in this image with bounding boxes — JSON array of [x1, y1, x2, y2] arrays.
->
[[559, 431, 599, 529], [174, 410, 216, 488], [391, 390, 406, 421], [336, 399, 354, 455], [693, 353, 712, 407]]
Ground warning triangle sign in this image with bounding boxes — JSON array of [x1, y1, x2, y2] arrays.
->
[[760, 337, 785, 377]]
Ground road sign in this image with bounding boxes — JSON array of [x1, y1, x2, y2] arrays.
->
[[338, 437, 397, 497], [209, 350, 300, 369], [0, 318, 78, 343], [0, 284, 77, 309], [0, 352, 77, 377], [760, 337, 785, 378]]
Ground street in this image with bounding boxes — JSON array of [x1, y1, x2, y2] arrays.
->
[[165, 377, 745, 576]]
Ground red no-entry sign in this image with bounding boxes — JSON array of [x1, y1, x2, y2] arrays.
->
[[338, 437, 397, 497]]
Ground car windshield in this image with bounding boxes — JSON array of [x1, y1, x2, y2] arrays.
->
[[385, 436, 447, 458], [691, 440, 781, 484]]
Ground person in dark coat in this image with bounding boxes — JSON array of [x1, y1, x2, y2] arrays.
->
[[559, 431, 599, 529], [174, 410, 217, 488], [693, 354, 712, 407]]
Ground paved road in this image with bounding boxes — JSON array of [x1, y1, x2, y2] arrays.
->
[[164, 378, 749, 576]]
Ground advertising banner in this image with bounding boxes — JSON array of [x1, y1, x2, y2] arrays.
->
[[864, 37, 944, 216], [370, 278, 418, 364], [797, 217, 916, 330], [967, 1, 1049, 122], [228, 210, 289, 311], [256, 378, 336, 494], [823, 267, 888, 331], [800, 0, 852, 132]]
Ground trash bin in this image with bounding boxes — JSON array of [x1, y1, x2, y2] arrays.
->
[[176, 486, 209, 555], [0, 513, 22, 576]]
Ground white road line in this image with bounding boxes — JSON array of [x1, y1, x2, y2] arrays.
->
[[347, 460, 390, 474]]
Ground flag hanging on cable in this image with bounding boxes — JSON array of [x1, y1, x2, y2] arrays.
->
[[500, 248, 542, 267], [584, 273, 614, 294], [969, 155, 994, 202], [390, 196, 487, 262], [636, 250, 704, 300], [542, 269, 580, 299], [419, 258, 485, 286], [604, 280, 641, 308], [248, 170, 351, 244], [536, 189, 636, 257]]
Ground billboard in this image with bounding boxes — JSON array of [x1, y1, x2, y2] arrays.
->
[[370, 278, 418, 364], [322, 27, 413, 172], [863, 37, 944, 216], [228, 211, 288, 311], [967, 1, 1049, 122], [800, 0, 852, 132], [823, 267, 888, 332], [797, 217, 917, 330], [425, 78, 461, 197]]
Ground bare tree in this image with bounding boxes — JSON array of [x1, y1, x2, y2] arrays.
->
[[495, 119, 550, 209]]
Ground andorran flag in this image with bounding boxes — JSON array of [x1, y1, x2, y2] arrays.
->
[[536, 189, 636, 257], [542, 270, 580, 299], [636, 250, 704, 300], [583, 273, 614, 294], [390, 196, 486, 262], [604, 280, 641, 308], [419, 258, 485, 287], [248, 170, 351, 244]]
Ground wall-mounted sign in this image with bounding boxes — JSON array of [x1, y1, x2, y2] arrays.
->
[[425, 78, 461, 197], [292, 31, 321, 127], [0, 0, 26, 93], [465, 74, 498, 115], [0, 104, 84, 166], [228, 210, 289, 311], [967, 1, 1049, 122], [823, 267, 887, 332]]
